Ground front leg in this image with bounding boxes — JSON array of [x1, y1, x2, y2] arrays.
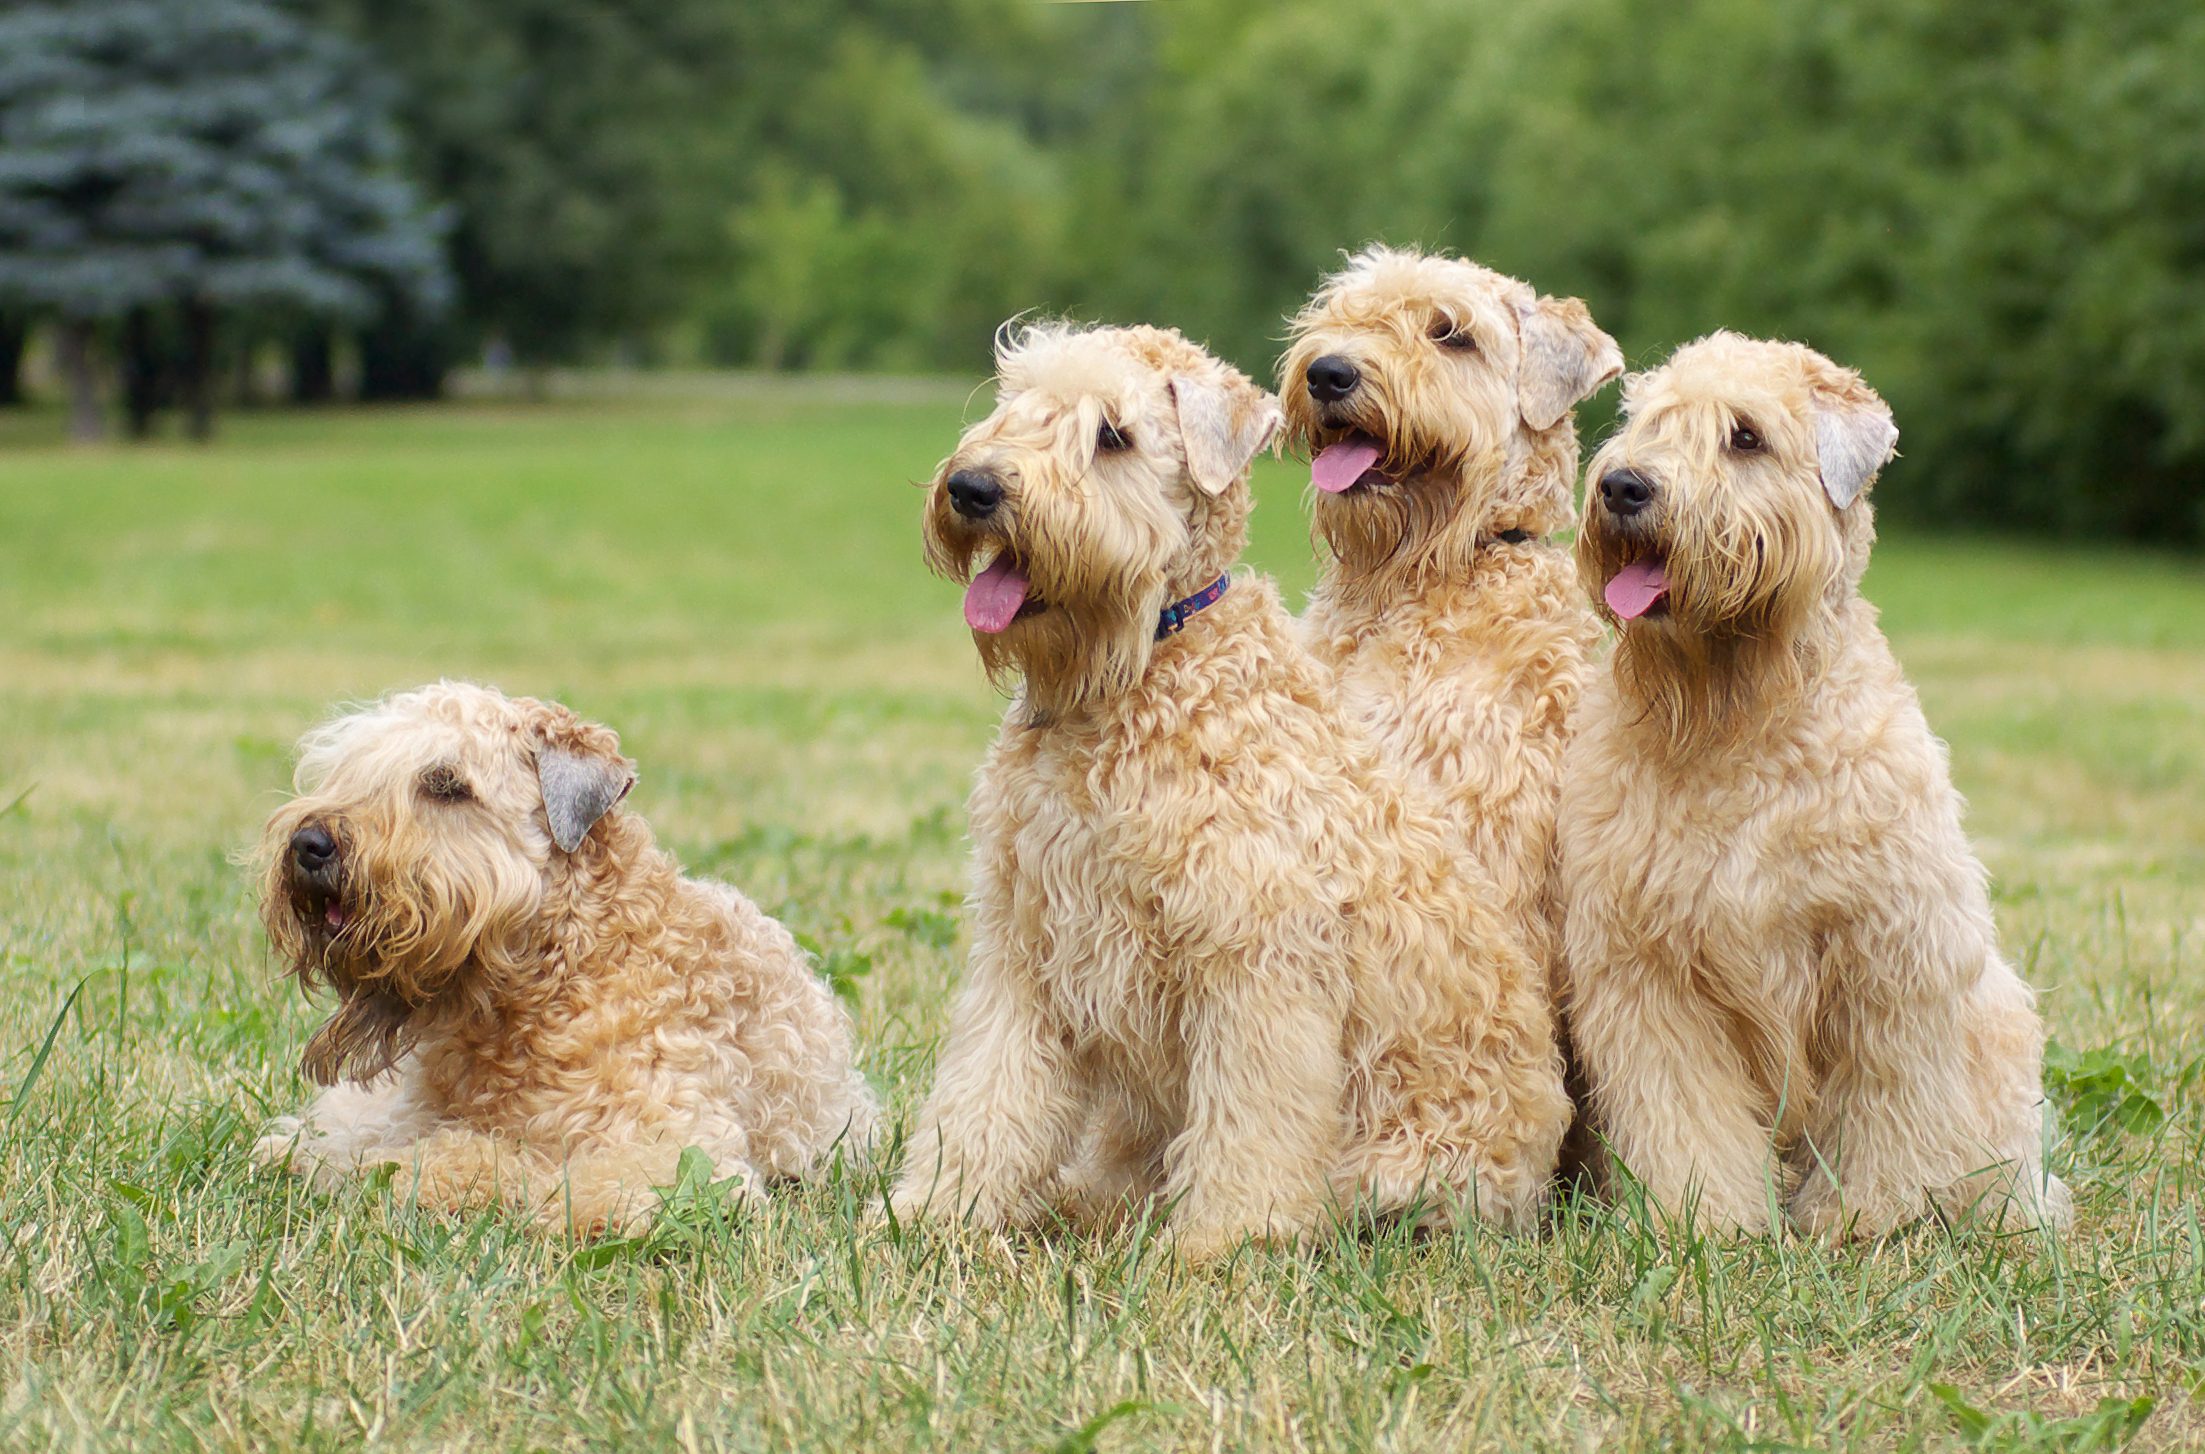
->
[[541, 1138, 762, 1237], [1049, 1067, 1172, 1231], [889, 930, 1084, 1232], [255, 1073, 439, 1191], [1335, 891, 1569, 1234], [1568, 940, 1785, 1233], [1165, 958, 1347, 1261], [1794, 900, 2070, 1238]]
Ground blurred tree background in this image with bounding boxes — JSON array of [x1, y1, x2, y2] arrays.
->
[[0, 0, 448, 440], [0, 0, 2198, 541]]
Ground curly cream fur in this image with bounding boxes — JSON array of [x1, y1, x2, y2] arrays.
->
[[893, 322, 1569, 1257], [252, 681, 877, 1235], [1280, 246, 1617, 961], [1560, 333, 2070, 1237], [1280, 247, 1620, 1172]]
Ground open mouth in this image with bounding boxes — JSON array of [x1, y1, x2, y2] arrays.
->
[[1311, 431, 1392, 495], [302, 891, 348, 936], [1605, 555, 1670, 621], [293, 876, 349, 936], [964, 552, 1047, 634]]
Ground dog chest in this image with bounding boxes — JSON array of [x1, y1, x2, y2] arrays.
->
[[979, 731, 1345, 1035]]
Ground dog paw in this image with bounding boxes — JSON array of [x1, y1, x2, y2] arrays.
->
[[1169, 1223, 1250, 1263], [1172, 1214, 1314, 1264], [1788, 1182, 1916, 1241], [1931, 1167, 2073, 1234], [883, 1184, 947, 1229], [251, 1120, 305, 1170], [2030, 1173, 2075, 1232]]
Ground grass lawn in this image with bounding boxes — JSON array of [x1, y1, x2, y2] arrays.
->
[[1, 386, 2200, 1451]]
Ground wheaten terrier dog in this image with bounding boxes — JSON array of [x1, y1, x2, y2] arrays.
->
[[253, 681, 877, 1233], [889, 321, 1569, 1258], [1279, 245, 1620, 1042], [1560, 333, 2070, 1237]]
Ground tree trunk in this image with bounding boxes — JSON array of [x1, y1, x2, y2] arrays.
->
[[0, 314, 24, 407], [230, 341, 256, 406], [122, 306, 164, 439], [182, 300, 216, 441], [291, 327, 335, 403], [358, 309, 449, 401], [57, 318, 102, 442]]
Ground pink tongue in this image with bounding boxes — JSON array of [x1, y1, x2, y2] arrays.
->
[[1312, 438, 1382, 494], [1604, 558, 1670, 621], [964, 555, 1031, 634]]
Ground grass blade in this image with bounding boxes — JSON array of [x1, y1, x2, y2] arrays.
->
[[7, 978, 85, 1127]]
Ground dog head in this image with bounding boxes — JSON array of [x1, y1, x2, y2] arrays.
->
[[1579, 332, 1897, 636], [1579, 333, 1898, 738], [1279, 246, 1619, 578], [255, 680, 637, 1084], [923, 321, 1282, 716]]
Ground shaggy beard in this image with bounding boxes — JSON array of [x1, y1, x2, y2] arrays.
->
[[975, 602, 1158, 724], [255, 833, 529, 1085], [1313, 471, 1477, 587], [1301, 424, 1515, 601], [1582, 504, 1842, 757], [925, 498, 1176, 724], [1610, 626, 1812, 757]]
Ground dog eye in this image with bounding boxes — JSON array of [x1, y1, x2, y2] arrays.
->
[[418, 766, 473, 802], [1097, 420, 1131, 453], [1730, 423, 1764, 453], [1429, 318, 1477, 352]]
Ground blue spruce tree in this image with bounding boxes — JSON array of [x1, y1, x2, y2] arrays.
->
[[0, 0, 450, 438]]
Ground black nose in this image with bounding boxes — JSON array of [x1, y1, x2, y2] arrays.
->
[[290, 824, 337, 877], [1599, 468, 1656, 518], [945, 469, 1003, 520], [1305, 354, 1360, 403]]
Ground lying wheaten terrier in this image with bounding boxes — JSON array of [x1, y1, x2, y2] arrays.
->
[[1279, 247, 1620, 1088], [1560, 333, 2071, 1237], [888, 321, 1569, 1257], [252, 681, 877, 1233]]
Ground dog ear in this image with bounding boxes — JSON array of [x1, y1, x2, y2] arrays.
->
[[1172, 374, 1284, 496], [537, 744, 635, 853], [1812, 394, 1899, 510], [300, 992, 414, 1086], [1516, 295, 1623, 432]]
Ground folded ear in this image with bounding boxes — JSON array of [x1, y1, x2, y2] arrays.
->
[[1172, 373, 1284, 496], [537, 744, 635, 853], [1812, 394, 1899, 510], [1516, 295, 1623, 431]]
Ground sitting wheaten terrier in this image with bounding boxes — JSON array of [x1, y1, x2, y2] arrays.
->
[[1278, 247, 1621, 1075], [253, 681, 877, 1233], [889, 320, 1568, 1258], [1560, 333, 2070, 1237]]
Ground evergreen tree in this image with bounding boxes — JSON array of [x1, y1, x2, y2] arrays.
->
[[0, 0, 449, 438], [304, 0, 762, 394]]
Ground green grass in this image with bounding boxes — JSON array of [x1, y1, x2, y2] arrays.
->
[[1, 388, 2200, 1451]]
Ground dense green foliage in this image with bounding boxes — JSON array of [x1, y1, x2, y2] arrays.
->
[[2, 0, 2197, 535], [0, 0, 445, 321], [0, 0, 447, 433], [298, 0, 757, 386], [835, 0, 2205, 542], [382, 0, 2205, 538]]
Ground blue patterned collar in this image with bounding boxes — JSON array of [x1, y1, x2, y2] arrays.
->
[[1156, 574, 1230, 640]]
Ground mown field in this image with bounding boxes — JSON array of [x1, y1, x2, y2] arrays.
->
[[0, 385, 2200, 1452]]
